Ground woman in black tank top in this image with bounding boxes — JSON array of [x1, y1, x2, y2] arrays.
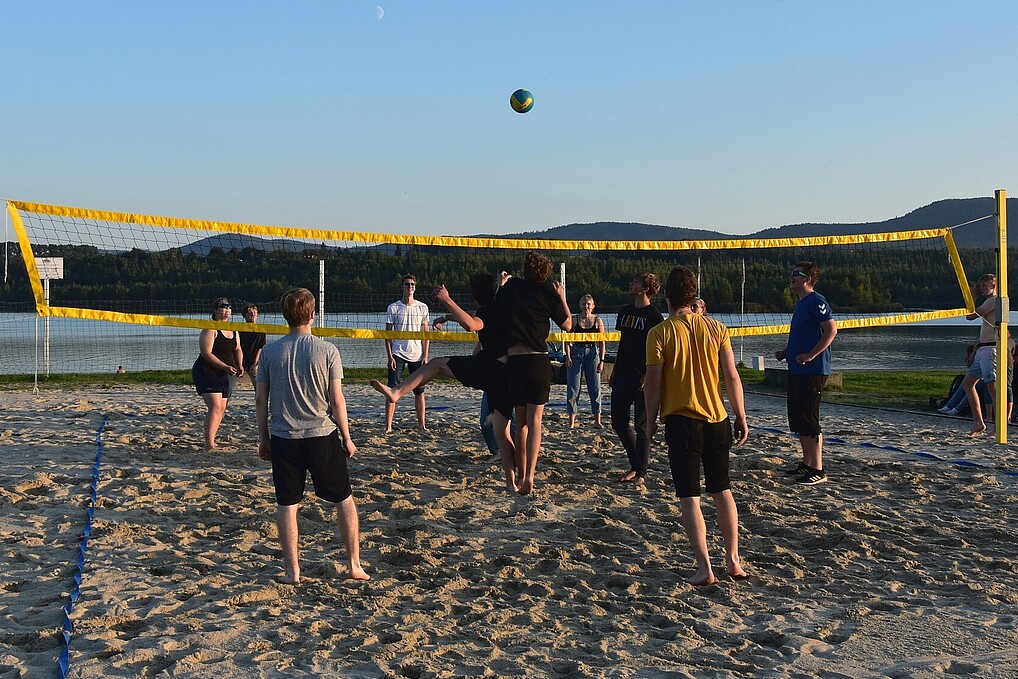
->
[[191, 297, 243, 449]]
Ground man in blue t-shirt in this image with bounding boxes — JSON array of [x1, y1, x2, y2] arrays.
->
[[774, 262, 838, 485]]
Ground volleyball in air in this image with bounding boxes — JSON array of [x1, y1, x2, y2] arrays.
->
[[510, 89, 534, 114]]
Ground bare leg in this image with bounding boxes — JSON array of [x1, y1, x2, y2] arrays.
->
[[712, 490, 746, 578], [201, 392, 228, 449], [384, 401, 395, 434], [493, 412, 519, 493], [678, 496, 716, 585], [371, 358, 452, 404], [415, 392, 428, 432], [276, 503, 300, 584], [513, 405, 527, 488], [518, 403, 545, 495], [799, 433, 823, 470], [986, 380, 998, 427], [962, 375, 986, 435], [335, 496, 369, 581]]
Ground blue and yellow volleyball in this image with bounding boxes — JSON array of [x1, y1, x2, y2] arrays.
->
[[510, 89, 534, 114]]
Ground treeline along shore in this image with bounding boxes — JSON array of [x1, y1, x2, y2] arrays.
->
[[1, 241, 1011, 315]]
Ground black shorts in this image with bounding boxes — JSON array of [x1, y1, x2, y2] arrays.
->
[[447, 354, 513, 419], [664, 414, 733, 498], [192, 359, 233, 398], [447, 354, 493, 391], [787, 374, 827, 437], [507, 354, 552, 407], [270, 431, 352, 506], [486, 361, 513, 419]]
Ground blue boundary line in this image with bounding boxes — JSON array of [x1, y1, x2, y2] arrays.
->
[[757, 425, 1018, 477], [58, 415, 108, 679]]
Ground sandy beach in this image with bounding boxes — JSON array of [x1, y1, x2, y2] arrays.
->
[[1, 381, 1016, 678]]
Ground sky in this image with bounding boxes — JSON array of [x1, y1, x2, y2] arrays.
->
[[2, 1, 1016, 237]]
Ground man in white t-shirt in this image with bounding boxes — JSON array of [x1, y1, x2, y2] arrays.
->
[[384, 274, 430, 433]]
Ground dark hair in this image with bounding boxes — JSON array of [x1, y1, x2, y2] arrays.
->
[[663, 266, 698, 309], [795, 261, 820, 283], [280, 288, 315, 326], [522, 251, 553, 283], [470, 273, 497, 306], [241, 302, 258, 314], [635, 272, 660, 296]]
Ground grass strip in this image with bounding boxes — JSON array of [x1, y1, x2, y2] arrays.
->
[[3, 368, 962, 412]]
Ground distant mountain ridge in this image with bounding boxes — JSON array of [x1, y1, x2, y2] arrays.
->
[[511, 197, 1016, 249], [184, 197, 1014, 254]]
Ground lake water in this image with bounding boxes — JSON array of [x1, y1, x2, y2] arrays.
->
[[0, 312, 982, 375]]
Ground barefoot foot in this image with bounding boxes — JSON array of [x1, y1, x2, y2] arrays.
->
[[686, 568, 717, 586], [726, 561, 747, 579], [369, 379, 398, 403]]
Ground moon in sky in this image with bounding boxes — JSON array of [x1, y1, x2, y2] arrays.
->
[[376, 5, 384, 20]]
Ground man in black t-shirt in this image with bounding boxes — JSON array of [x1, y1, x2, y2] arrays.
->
[[611, 273, 665, 484], [240, 303, 267, 391], [496, 251, 571, 495]]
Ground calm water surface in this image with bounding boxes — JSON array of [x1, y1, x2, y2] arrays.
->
[[0, 312, 981, 375]]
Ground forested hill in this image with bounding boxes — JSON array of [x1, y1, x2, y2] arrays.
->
[[162, 197, 1012, 254], [515, 197, 1016, 248]]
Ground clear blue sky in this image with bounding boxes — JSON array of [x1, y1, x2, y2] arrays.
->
[[2, 1, 1015, 236]]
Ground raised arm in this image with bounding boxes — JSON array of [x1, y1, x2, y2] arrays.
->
[[553, 281, 573, 331], [434, 284, 483, 332]]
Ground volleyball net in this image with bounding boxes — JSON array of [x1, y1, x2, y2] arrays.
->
[[3, 200, 986, 375]]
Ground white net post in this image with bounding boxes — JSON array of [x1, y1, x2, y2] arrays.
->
[[319, 259, 326, 328]]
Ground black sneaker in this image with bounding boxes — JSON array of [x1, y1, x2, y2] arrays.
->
[[784, 461, 809, 476], [797, 468, 828, 485]]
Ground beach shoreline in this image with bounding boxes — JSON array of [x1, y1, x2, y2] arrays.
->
[[1, 383, 1016, 677]]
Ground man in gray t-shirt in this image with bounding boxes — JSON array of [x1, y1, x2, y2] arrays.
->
[[257, 288, 369, 583]]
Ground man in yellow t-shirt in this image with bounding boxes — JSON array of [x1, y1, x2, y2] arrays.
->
[[644, 265, 750, 586]]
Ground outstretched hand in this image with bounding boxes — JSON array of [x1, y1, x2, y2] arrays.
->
[[433, 284, 451, 305]]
